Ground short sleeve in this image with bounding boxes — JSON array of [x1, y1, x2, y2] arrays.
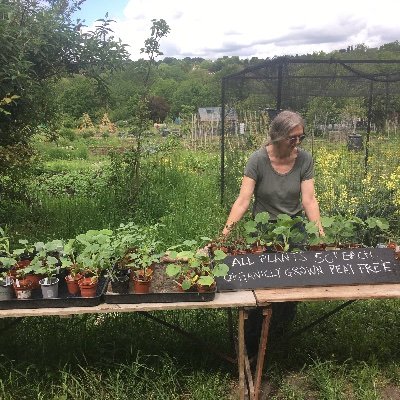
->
[[244, 151, 259, 181], [301, 151, 314, 181]]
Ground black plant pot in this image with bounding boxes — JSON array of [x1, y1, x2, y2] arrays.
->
[[110, 275, 130, 294]]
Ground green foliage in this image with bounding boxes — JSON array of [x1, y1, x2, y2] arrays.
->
[[166, 239, 228, 289], [0, 0, 128, 145], [58, 127, 77, 141], [0, 0, 130, 213], [30, 239, 71, 279], [56, 75, 106, 120]]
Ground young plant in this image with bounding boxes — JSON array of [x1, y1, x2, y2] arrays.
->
[[166, 239, 229, 290], [320, 215, 361, 247], [271, 214, 306, 252], [243, 211, 271, 249], [30, 240, 72, 283], [73, 229, 115, 278], [363, 216, 390, 246], [126, 243, 162, 282]]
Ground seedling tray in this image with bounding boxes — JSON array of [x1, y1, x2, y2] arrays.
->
[[0, 275, 109, 309], [104, 288, 216, 304]]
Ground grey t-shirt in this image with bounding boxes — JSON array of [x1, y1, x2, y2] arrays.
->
[[244, 147, 314, 220]]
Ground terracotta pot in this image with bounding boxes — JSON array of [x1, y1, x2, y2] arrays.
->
[[13, 278, 34, 299], [25, 273, 45, 290], [231, 248, 248, 255], [78, 277, 98, 298], [65, 274, 82, 295], [307, 244, 327, 251], [17, 259, 32, 269], [325, 244, 341, 250], [251, 244, 265, 254], [132, 276, 152, 294], [130, 267, 154, 282]]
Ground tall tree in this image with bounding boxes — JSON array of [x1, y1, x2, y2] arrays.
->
[[0, 0, 129, 145], [0, 0, 129, 203]]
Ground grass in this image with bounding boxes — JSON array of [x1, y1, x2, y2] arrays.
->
[[1, 133, 400, 398]]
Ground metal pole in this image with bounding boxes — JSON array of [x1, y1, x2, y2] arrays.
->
[[365, 81, 373, 176], [276, 61, 283, 110], [220, 77, 226, 206]]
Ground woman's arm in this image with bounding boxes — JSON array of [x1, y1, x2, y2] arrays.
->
[[301, 178, 324, 235], [222, 176, 256, 236]]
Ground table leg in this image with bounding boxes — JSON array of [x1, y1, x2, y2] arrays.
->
[[254, 305, 272, 400], [238, 308, 246, 400]]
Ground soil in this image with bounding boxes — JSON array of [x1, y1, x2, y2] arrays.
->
[[106, 263, 179, 294], [148, 263, 178, 293]]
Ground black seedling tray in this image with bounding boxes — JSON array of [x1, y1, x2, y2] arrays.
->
[[0, 275, 109, 309], [104, 287, 216, 304]]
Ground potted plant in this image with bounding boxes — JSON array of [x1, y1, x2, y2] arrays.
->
[[30, 239, 70, 299], [319, 215, 362, 249], [127, 244, 162, 294], [166, 240, 229, 292], [270, 214, 306, 252], [106, 222, 152, 294], [196, 248, 229, 292], [8, 239, 37, 285], [0, 257, 16, 301], [243, 211, 271, 253], [116, 224, 164, 294], [305, 220, 326, 250], [62, 239, 83, 295], [0, 231, 34, 298], [0, 228, 16, 300], [362, 216, 390, 248], [12, 264, 35, 299], [165, 239, 204, 291], [73, 229, 115, 298]]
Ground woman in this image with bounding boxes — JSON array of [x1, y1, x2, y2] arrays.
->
[[223, 110, 324, 236], [222, 110, 324, 357]]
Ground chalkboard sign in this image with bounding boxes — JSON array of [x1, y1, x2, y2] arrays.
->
[[216, 248, 400, 291]]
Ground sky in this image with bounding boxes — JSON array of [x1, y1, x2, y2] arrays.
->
[[73, 0, 400, 61]]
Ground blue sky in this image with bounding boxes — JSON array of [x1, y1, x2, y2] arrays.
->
[[73, 0, 128, 25], [72, 0, 400, 61]]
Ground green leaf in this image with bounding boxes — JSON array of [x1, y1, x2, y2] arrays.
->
[[181, 279, 192, 291], [165, 264, 181, 277], [255, 211, 269, 224], [197, 275, 214, 286], [213, 263, 229, 277], [213, 249, 226, 260]]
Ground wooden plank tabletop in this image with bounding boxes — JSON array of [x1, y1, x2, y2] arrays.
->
[[0, 291, 257, 318], [254, 284, 400, 305]]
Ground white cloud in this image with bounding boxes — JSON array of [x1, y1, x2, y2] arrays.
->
[[105, 0, 400, 60]]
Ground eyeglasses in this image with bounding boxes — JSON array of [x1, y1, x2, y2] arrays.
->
[[287, 134, 306, 144]]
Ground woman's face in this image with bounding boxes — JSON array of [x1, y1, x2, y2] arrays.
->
[[286, 125, 305, 150], [275, 124, 305, 157]]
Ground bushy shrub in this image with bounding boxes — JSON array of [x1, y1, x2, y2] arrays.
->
[[80, 128, 96, 138], [59, 127, 77, 141]]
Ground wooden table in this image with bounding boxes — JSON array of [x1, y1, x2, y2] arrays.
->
[[6, 284, 397, 400], [0, 291, 257, 399], [252, 283, 400, 400]]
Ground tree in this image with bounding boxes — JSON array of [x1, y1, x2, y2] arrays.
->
[[0, 0, 129, 146], [0, 0, 129, 203], [148, 96, 170, 123]]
